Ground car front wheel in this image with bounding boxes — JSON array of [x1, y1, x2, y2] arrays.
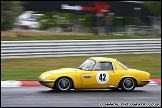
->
[[120, 78, 136, 91], [55, 77, 72, 92]]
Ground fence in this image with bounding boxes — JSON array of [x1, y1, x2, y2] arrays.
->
[[46, 25, 160, 36], [1, 39, 161, 59], [126, 25, 152, 36]]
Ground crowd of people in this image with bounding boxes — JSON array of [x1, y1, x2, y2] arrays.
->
[[93, 12, 115, 35]]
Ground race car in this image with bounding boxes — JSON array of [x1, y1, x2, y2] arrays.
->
[[38, 57, 150, 92]]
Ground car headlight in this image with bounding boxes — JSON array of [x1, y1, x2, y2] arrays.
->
[[39, 72, 52, 79], [42, 73, 51, 79]]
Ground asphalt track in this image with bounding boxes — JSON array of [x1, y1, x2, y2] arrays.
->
[[1, 85, 161, 107]]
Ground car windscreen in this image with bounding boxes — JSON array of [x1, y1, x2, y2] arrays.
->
[[78, 59, 96, 71]]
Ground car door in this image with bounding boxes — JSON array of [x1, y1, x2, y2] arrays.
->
[[81, 62, 115, 86]]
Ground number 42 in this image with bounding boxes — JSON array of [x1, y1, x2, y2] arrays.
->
[[99, 73, 106, 81]]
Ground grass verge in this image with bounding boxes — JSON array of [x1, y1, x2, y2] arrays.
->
[[1, 31, 157, 41], [1, 53, 161, 80]]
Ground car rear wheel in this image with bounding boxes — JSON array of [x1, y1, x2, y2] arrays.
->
[[120, 78, 136, 91], [55, 77, 72, 92]]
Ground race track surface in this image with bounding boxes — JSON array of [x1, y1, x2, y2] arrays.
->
[[1, 85, 161, 107]]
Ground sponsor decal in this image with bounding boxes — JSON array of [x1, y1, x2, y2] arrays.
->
[[61, 4, 82, 10], [83, 75, 92, 79], [61, 2, 110, 14]]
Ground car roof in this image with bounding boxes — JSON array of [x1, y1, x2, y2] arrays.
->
[[88, 57, 118, 62]]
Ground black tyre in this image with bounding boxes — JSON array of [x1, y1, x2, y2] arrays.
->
[[51, 87, 57, 91], [55, 77, 72, 92], [120, 78, 136, 91]]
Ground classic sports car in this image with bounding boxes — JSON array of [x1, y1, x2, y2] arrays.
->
[[38, 57, 150, 92]]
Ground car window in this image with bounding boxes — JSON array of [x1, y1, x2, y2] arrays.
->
[[94, 62, 113, 71], [78, 59, 96, 71]]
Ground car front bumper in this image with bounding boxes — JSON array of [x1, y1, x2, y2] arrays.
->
[[37, 78, 55, 83], [38, 78, 56, 88], [140, 80, 150, 83]]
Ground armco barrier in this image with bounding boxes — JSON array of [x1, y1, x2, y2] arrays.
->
[[1, 39, 161, 59]]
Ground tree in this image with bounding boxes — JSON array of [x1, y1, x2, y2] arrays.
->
[[143, 1, 161, 16], [79, 14, 95, 27], [1, 1, 24, 31]]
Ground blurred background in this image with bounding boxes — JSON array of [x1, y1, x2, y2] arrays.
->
[[1, 1, 161, 36]]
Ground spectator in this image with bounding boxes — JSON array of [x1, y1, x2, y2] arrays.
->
[[104, 13, 115, 35], [93, 14, 99, 35]]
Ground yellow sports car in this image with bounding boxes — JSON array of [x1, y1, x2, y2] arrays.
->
[[38, 57, 150, 92]]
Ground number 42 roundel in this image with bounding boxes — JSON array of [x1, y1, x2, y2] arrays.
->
[[96, 71, 109, 84]]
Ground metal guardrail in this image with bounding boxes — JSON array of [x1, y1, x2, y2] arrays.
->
[[1, 39, 161, 59]]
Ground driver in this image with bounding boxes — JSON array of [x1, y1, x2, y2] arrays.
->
[[100, 62, 108, 70]]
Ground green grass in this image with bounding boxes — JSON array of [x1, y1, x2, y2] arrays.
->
[[1, 53, 161, 80], [1, 34, 157, 41]]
